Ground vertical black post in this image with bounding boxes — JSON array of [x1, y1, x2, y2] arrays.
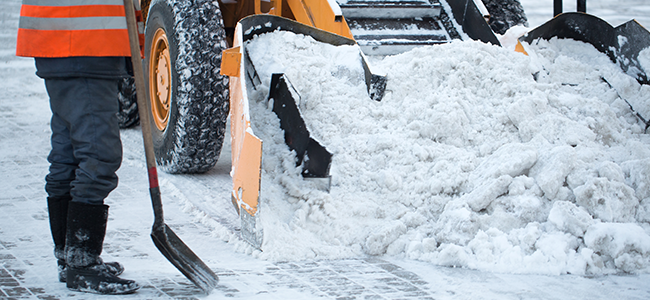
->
[[577, 0, 586, 13], [554, 0, 563, 17]]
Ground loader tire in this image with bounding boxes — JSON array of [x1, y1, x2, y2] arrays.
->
[[144, 0, 229, 174], [117, 76, 139, 129], [482, 0, 528, 35]]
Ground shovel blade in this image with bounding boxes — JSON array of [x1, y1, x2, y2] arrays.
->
[[151, 224, 219, 293]]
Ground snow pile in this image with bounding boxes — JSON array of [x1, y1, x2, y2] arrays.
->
[[241, 30, 650, 276]]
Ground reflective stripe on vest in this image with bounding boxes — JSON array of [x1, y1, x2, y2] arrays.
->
[[19, 17, 127, 31], [16, 2, 131, 58], [22, 0, 125, 5]]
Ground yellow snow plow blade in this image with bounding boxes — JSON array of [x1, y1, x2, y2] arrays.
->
[[220, 5, 650, 250], [221, 43, 262, 218], [221, 37, 264, 248], [221, 15, 386, 248]]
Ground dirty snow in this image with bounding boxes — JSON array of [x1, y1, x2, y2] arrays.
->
[[240, 23, 650, 276]]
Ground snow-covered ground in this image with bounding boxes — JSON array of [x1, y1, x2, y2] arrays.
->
[[2, 0, 649, 299]]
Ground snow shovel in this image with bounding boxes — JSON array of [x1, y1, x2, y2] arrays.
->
[[123, 0, 219, 293]]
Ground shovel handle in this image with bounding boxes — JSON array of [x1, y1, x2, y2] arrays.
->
[[123, 0, 165, 227], [123, 5, 219, 291]]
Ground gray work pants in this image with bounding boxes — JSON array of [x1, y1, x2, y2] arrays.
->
[[37, 57, 128, 205], [44, 77, 122, 205]]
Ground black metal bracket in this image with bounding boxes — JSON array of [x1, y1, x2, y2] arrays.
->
[[268, 73, 333, 178], [554, 0, 587, 16]]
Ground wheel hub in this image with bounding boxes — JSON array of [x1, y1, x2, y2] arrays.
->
[[149, 28, 172, 131]]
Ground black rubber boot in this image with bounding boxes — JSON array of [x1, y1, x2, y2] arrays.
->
[[65, 202, 139, 294], [48, 197, 124, 283], [47, 196, 70, 281], [58, 260, 124, 283]]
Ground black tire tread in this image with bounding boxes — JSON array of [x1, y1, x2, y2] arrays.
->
[[147, 0, 229, 174], [117, 77, 140, 129], [482, 0, 529, 35]]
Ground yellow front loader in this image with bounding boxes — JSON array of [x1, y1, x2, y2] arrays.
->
[[127, 0, 649, 249]]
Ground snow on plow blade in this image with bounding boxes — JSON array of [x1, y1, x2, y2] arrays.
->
[[520, 12, 650, 85], [221, 15, 386, 249], [268, 73, 333, 179], [520, 12, 650, 130]]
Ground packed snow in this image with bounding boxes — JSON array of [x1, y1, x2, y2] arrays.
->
[[234, 24, 650, 277]]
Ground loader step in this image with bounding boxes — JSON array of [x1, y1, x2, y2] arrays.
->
[[339, 0, 441, 19], [347, 17, 450, 54], [339, 0, 457, 55]]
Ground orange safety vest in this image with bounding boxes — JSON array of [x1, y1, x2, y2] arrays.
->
[[16, 0, 143, 58]]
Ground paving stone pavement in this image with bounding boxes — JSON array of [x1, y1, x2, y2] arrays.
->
[[0, 160, 441, 300], [0, 162, 441, 300]]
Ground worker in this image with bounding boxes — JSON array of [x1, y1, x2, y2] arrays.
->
[[16, 0, 140, 295]]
